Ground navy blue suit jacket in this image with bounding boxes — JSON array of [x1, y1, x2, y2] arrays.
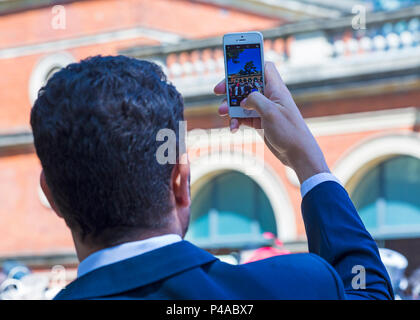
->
[[54, 181, 394, 300]]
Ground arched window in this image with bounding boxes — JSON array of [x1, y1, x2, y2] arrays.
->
[[351, 155, 420, 239], [186, 171, 277, 249], [29, 53, 74, 104]]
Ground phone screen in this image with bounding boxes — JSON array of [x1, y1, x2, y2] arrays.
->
[[225, 43, 264, 107]]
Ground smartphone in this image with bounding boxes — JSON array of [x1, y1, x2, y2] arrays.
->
[[223, 31, 265, 118]]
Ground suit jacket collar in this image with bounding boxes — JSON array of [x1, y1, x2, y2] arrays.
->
[[54, 240, 217, 300]]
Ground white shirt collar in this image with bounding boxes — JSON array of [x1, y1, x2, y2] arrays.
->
[[77, 234, 182, 278]]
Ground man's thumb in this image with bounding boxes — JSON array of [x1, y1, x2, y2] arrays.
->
[[240, 91, 272, 116]]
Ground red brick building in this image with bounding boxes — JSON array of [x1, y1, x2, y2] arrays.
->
[[1, 0, 420, 292]]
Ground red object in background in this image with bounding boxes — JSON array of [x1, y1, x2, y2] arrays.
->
[[243, 232, 291, 264]]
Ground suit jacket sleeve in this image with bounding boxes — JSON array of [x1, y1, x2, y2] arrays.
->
[[301, 181, 394, 300]]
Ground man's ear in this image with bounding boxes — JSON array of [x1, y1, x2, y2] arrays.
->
[[40, 170, 63, 218], [171, 154, 191, 209]]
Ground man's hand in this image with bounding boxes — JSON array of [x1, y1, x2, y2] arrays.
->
[[214, 61, 330, 184]]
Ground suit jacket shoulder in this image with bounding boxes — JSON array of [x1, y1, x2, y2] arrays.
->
[[54, 241, 343, 300], [206, 252, 345, 299]]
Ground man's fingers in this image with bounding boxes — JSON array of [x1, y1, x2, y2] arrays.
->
[[214, 79, 226, 95], [264, 61, 285, 89], [264, 61, 294, 107], [218, 100, 228, 116], [240, 91, 273, 116]]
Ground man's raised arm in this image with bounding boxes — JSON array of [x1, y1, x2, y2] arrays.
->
[[301, 178, 393, 299], [214, 61, 394, 300]]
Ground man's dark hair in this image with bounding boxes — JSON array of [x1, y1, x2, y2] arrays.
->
[[30, 55, 184, 245]]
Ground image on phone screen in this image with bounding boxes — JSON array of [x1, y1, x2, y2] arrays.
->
[[225, 44, 264, 107]]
